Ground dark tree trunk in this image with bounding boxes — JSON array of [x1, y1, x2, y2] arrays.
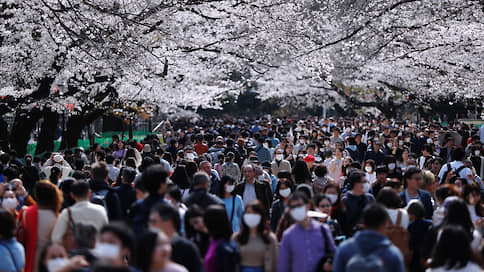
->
[[9, 109, 42, 156], [60, 115, 85, 150], [36, 110, 59, 154], [0, 118, 9, 151]]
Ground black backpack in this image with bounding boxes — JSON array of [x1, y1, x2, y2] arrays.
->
[[442, 163, 468, 183]]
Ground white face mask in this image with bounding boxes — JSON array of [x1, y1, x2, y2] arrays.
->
[[326, 194, 338, 205], [225, 184, 235, 193], [275, 154, 284, 161], [365, 166, 373, 173], [186, 153, 195, 160], [387, 142, 393, 148], [47, 258, 69, 272], [427, 138, 433, 144], [299, 139, 305, 145], [290, 206, 307, 222], [243, 213, 261, 228], [324, 141, 330, 146], [93, 243, 120, 259], [1, 198, 17, 210], [405, 137, 411, 143], [279, 188, 291, 198], [388, 163, 396, 170], [363, 182, 370, 193], [475, 150, 481, 156], [399, 140, 404, 146]]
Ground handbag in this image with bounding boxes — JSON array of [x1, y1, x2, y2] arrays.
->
[[62, 208, 77, 251]]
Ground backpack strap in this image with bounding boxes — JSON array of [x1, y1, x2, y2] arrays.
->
[[67, 208, 75, 229], [230, 196, 235, 223], [442, 163, 452, 182], [396, 210, 402, 226], [0, 241, 19, 271], [455, 165, 467, 176]]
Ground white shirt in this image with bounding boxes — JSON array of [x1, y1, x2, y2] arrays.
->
[[243, 181, 257, 206], [366, 172, 377, 184], [426, 261, 482, 272], [51, 201, 108, 243], [438, 161, 473, 184], [386, 208, 409, 229]]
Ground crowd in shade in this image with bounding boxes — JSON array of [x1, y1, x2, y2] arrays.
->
[[2, 116, 484, 272]]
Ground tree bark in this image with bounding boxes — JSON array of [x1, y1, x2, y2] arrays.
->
[[36, 110, 59, 154], [9, 109, 42, 156]]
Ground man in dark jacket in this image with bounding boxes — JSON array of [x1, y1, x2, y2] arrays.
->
[[342, 170, 375, 235], [114, 167, 137, 218], [129, 164, 169, 238], [364, 141, 386, 165], [90, 162, 122, 221], [399, 167, 433, 219], [184, 171, 224, 209], [234, 164, 272, 214]]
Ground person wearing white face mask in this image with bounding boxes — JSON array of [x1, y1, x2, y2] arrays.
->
[[364, 160, 377, 184], [219, 176, 244, 233], [270, 173, 294, 232], [232, 200, 278, 272], [278, 192, 336, 272], [342, 171, 375, 235], [314, 194, 343, 241], [96, 223, 138, 270], [40, 243, 87, 272], [0, 207, 25, 272], [271, 149, 291, 178]]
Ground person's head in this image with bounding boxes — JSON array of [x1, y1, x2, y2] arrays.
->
[[50, 166, 61, 182], [421, 170, 436, 194], [375, 165, 388, 183], [236, 200, 270, 245], [70, 179, 91, 201], [288, 192, 310, 222], [242, 164, 256, 182], [136, 230, 172, 272], [334, 148, 343, 159], [39, 243, 69, 272], [435, 185, 460, 205], [314, 194, 332, 214], [199, 161, 212, 175], [403, 167, 422, 191], [376, 187, 401, 209], [74, 223, 97, 249], [451, 148, 466, 162], [149, 202, 181, 237], [35, 180, 63, 215], [322, 182, 343, 208], [347, 170, 367, 195], [99, 222, 135, 263], [142, 164, 168, 196], [191, 171, 210, 190], [407, 200, 425, 222], [313, 165, 328, 178], [365, 159, 376, 173], [91, 162, 109, 181], [274, 148, 284, 161], [225, 152, 234, 162], [275, 173, 294, 200], [444, 198, 473, 235], [431, 157, 443, 174], [462, 185, 481, 207], [184, 205, 207, 238], [220, 175, 236, 197], [430, 225, 474, 270], [0, 207, 15, 240], [362, 203, 389, 233], [203, 205, 232, 240]]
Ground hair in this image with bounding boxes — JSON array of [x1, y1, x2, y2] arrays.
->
[[92, 162, 109, 181], [185, 161, 198, 178], [101, 222, 135, 253], [347, 170, 366, 186], [192, 171, 210, 187], [274, 177, 295, 199], [403, 167, 422, 188], [121, 167, 137, 184], [435, 184, 460, 202], [234, 200, 270, 245], [451, 148, 467, 162], [135, 230, 159, 272], [421, 170, 435, 188], [166, 184, 183, 203], [203, 205, 232, 240], [139, 157, 154, 173], [362, 203, 389, 230], [430, 225, 474, 269], [444, 198, 474, 237], [376, 187, 401, 209], [322, 182, 345, 210], [49, 166, 61, 184], [292, 160, 311, 184], [219, 175, 236, 198], [74, 223, 97, 249], [141, 164, 168, 195], [365, 159, 376, 169], [0, 208, 15, 239], [313, 193, 331, 207], [151, 202, 182, 234], [70, 179, 90, 199], [184, 204, 204, 239], [170, 165, 190, 189], [288, 191, 309, 205], [35, 180, 63, 215], [314, 165, 328, 178], [462, 185, 484, 217], [125, 157, 137, 169], [407, 200, 425, 219]]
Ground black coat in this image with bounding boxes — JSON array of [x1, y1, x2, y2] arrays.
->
[[185, 188, 224, 209], [234, 180, 273, 214]]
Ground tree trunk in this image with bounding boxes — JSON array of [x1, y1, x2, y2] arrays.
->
[[36, 110, 59, 154], [0, 118, 9, 151], [9, 109, 42, 156], [60, 115, 85, 150]]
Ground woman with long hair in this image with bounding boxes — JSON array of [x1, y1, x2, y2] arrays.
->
[[219, 176, 244, 233], [232, 200, 278, 272], [270, 171, 294, 232], [322, 182, 349, 236], [462, 185, 484, 224], [291, 160, 311, 185], [19, 180, 63, 272]]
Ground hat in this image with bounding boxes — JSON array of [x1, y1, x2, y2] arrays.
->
[[53, 154, 63, 163], [304, 155, 315, 162]]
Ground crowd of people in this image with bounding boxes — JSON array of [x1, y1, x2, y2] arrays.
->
[[1, 116, 484, 272]]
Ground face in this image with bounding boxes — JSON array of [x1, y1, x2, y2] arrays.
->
[[324, 187, 338, 195], [335, 149, 342, 158], [468, 191, 481, 206], [318, 198, 332, 214], [243, 166, 256, 181], [100, 231, 128, 260], [189, 216, 206, 233], [151, 233, 172, 270], [407, 173, 423, 189], [44, 244, 68, 265], [149, 212, 171, 234], [432, 161, 442, 172], [200, 163, 212, 175]]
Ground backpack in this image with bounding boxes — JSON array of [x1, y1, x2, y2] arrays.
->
[[386, 210, 411, 264], [442, 163, 468, 183], [90, 189, 109, 212], [345, 242, 387, 272]]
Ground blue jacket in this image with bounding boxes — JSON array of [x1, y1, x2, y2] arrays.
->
[[255, 144, 272, 164], [333, 230, 405, 272], [399, 189, 433, 219], [0, 238, 25, 272]]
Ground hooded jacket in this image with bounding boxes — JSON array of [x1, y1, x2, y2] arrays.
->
[[333, 230, 405, 272]]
